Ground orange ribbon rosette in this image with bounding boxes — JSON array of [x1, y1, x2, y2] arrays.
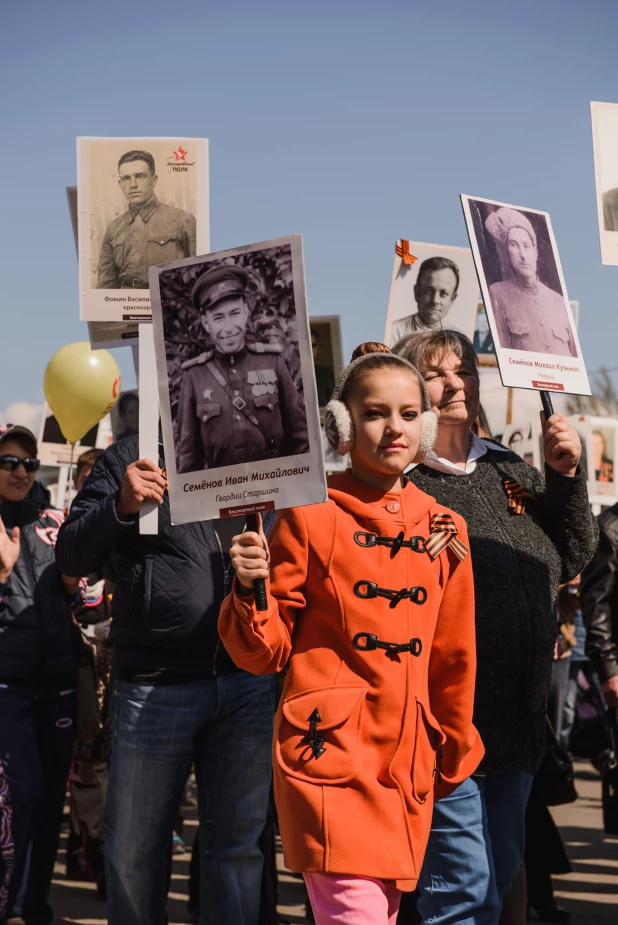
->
[[425, 513, 468, 561], [395, 240, 418, 267]]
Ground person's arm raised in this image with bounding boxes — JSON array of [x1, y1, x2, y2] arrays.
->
[[536, 411, 599, 582], [56, 449, 165, 578]]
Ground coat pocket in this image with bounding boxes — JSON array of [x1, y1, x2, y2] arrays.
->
[[411, 700, 446, 804], [197, 401, 222, 424], [146, 235, 179, 264], [276, 685, 367, 784]]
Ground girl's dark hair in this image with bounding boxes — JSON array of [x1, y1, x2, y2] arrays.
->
[[350, 342, 392, 361]]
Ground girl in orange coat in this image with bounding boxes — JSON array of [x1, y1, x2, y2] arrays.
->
[[219, 346, 484, 924]]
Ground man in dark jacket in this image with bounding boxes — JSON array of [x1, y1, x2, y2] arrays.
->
[[0, 423, 78, 925], [55, 437, 277, 925], [581, 501, 618, 707]]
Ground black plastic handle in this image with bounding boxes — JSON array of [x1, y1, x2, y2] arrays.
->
[[540, 391, 555, 419], [246, 513, 268, 612]]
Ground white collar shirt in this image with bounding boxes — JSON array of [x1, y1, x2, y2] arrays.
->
[[408, 432, 509, 477]]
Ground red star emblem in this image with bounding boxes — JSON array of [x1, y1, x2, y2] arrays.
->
[[173, 146, 188, 161]]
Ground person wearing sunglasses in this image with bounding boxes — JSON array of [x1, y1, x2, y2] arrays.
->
[[0, 423, 81, 925]]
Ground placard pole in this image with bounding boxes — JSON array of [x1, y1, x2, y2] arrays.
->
[[540, 391, 555, 419], [139, 324, 159, 535], [246, 513, 268, 611], [506, 387, 514, 426], [56, 465, 69, 513]]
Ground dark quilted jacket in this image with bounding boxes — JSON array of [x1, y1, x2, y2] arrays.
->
[[0, 496, 76, 688], [55, 437, 275, 675], [408, 449, 598, 775]]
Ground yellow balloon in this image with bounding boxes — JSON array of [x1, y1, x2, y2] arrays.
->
[[44, 342, 121, 444]]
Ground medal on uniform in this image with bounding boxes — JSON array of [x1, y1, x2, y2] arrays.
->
[[248, 369, 277, 396]]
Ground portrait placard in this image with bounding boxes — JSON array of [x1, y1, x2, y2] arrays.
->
[[309, 315, 344, 412], [77, 138, 209, 322], [566, 415, 595, 487], [67, 185, 141, 347], [384, 240, 479, 348], [591, 101, 618, 266], [474, 301, 497, 367], [110, 390, 139, 442], [37, 404, 112, 467], [149, 235, 326, 525], [501, 421, 534, 466], [589, 416, 617, 505], [461, 195, 590, 396]]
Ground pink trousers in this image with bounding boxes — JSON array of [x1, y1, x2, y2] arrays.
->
[[304, 872, 401, 924]]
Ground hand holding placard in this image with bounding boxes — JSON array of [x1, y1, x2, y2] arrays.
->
[[116, 460, 166, 519], [541, 400, 581, 478], [230, 513, 269, 611]]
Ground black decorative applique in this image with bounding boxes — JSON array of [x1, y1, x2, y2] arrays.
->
[[305, 708, 326, 759]]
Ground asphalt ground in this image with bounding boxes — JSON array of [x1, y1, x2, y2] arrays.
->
[[49, 761, 617, 925]]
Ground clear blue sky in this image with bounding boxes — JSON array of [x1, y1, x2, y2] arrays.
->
[[1, 0, 617, 411]]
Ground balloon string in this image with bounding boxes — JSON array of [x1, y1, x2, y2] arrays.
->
[[66, 444, 76, 514]]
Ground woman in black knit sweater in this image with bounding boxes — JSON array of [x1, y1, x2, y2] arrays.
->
[[394, 330, 597, 925]]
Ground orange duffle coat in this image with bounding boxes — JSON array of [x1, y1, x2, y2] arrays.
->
[[219, 471, 484, 889]]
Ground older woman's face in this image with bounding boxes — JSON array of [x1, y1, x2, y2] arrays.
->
[[507, 226, 537, 283], [421, 350, 480, 430]]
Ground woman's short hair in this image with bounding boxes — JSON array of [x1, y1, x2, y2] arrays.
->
[[393, 329, 479, 377]]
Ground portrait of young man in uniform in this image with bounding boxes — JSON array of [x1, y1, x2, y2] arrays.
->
[[97, 150, 197, 289], [176, 265, 309, 474], [389, 256, 461, 344]]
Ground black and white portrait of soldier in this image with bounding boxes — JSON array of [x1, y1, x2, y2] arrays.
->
[[97, 149, 196, 289], [465, 200, 578, 359], [603, 187, 618, 231], [111, 391, 140, 442], [386, 242, 478, 347], [591, 102, 618, 266], [390, 256, 461, 343], [155, 244, 310, 476], [502, 423, 530, 459]]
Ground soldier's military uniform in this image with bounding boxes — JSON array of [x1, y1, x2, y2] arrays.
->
[[175, 263, 309, 474], [176, 344, 309, 473], [97, 196, 196, 289]]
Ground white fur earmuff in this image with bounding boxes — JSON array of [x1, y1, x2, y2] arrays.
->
[[324, 351, 438, 462]]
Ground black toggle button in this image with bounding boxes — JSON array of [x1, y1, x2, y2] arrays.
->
[[353, 580, 428, 607], [352, 632, 423, 660], [354, 531, 427, 556]]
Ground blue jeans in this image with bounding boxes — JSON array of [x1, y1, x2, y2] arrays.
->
[[417, 769, 533, 925], [0, 685, 76, 924], [104, 672, 277, 925]]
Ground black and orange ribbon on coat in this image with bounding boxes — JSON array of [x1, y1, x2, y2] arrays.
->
[[395, 240, 418, 267], [503, 478, 537, 515], [425, 514, 468, 561]]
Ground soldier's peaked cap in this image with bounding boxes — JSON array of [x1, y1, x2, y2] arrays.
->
[[192, 265, 249, 313]]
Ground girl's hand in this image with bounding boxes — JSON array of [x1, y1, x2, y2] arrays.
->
[[230, 525, 270, 594], [541, 412, 581, 478]]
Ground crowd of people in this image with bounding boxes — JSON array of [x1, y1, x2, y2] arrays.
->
[[0, 329, 616, 925]]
